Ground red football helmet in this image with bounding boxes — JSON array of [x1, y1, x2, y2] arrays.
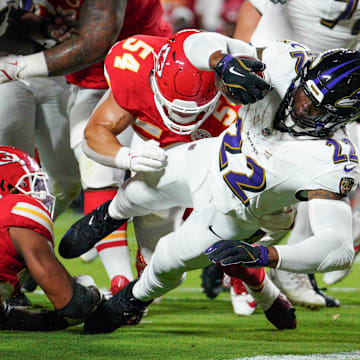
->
[[0, 146, 55, 217], [151, 29, 221, 135]]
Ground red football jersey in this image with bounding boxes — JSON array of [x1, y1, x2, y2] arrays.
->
[[33, 0, 172, 89], [0, 194, 54, 301], [105, 34, 240, 148]]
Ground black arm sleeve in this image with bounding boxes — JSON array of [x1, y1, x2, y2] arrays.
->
[[0, 302, 68, 331]]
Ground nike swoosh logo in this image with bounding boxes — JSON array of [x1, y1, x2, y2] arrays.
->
[[344, 164, 356, 172], [208, 226, 223, 240], [229, 66, 245, 78], [89, 216, 94, 225], [8, 61, 17, 66]]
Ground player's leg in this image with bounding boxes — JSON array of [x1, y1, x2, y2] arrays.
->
[[32, 77, 81, 219], [68, 86, 134, 289], [0, 81, 36, 155]]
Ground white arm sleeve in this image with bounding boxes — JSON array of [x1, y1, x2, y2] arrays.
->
[[274, 199, 354, 273], [183, 32, 257, 71], [81, 138, 118, 168]]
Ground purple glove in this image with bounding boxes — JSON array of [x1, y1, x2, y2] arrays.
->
[[206, 240, 269, 267]]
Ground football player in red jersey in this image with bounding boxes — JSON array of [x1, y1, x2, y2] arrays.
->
[[81, 29, 241, 294], [77, 27, 278, 324], [0, 0, 173, 289], [0, 146, 101, 331]]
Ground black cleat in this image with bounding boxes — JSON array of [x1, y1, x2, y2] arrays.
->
[[201, 264, 224, 299], [84, 280, 152, 334], [59, 200, 128, 259], [5, 293, 32, 308], [308, 274, 340, 307]]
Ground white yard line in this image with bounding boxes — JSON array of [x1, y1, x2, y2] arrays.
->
[[228, 352, 360, 360]]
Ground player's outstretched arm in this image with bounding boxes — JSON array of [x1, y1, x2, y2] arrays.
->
[[0, 0, 127, 82], [0, 302, 69, 331], [206, 190, 354, 276], [9, 227, 102, 328], [183, 32, 272, 105]]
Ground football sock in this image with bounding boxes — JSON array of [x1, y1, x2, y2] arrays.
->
[[84, 189, 134, 281]]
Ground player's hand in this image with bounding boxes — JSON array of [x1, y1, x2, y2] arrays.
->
[[205, 240, 269, 267], [214, 55, 271, 105], [46, 17, 79, 42], [270, 0, 287, 3], [116, 140, 167, 172], [0, 54, 25, 83]]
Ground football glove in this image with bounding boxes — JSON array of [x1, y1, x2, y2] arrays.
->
[[206, 240, 269, 267], [115, 140, 167, 173], [214, 54, 271, 105], [0, 54, 25, 83]]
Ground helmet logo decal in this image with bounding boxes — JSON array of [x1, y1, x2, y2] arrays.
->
[[336, 88, 360, 110], [0, 150, 20, 166], [155, 43, 171, 78]]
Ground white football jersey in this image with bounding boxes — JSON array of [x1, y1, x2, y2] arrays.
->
[[208, 40, 360, 224], [250, 0, 360, 52]]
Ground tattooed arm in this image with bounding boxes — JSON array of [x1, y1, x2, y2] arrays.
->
[[0, 0, 127, 81], [44, 0, 127, 76]]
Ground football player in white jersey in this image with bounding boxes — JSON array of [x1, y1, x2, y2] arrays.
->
[[234, 0, 360, 302], [0, 146, 102, 331], [59, 31, 360, 333]]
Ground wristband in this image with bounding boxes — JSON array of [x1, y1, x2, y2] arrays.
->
[[18, 52, 49, 78]]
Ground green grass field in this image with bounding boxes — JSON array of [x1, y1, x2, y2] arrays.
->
[[2, 209, 360, 360]]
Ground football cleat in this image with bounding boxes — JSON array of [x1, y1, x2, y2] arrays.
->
[[110, 275, 130, 296], [230, 278, 257, 316], [84, 280, 152, 334], [268, 269, 326, 309], [264, 293, 296, 330], [201, 263, 224, 299], [59, 200, 128, 259], [308, 274, 340, 307]]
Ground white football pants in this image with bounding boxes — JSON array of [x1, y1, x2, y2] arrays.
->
[[0, 77, 80, 218]]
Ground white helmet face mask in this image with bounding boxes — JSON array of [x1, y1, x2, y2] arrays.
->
[[151, 72, 220, 135], [16, 171, 56, 218]]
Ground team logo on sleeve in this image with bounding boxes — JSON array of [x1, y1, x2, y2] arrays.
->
[[339, 177, 355, 195]]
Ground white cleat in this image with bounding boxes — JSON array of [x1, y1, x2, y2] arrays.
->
[[268, 269, 325, 309], [230, 278, 257, 316]]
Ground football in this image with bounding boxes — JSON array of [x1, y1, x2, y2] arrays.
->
[[215, 55, 269, 105]]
